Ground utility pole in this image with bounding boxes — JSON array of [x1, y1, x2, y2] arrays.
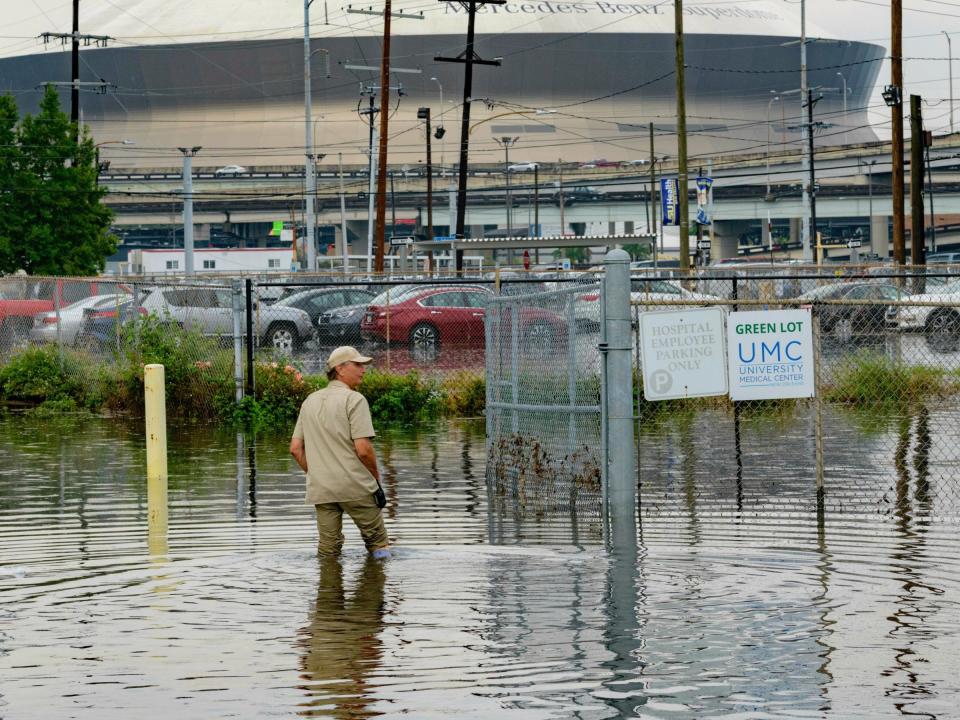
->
[[910, 94, 926, 266], [418, 107, 435, 273], [944, 31, 955, 134], [435, 0, 505, 273], [558, 159, 565, 237], [891, 0, 906, 264], [303, 0, 317, 272], [674, 0, 690, 271], [800, 0, 812, 261], [338, 152, 349, 273], [40, 5, 112, 141], [71, 0, 79, 133], [178, 146, 202, 276], [373, 0, 394, 273], [925, 130, 937, 252], [360, 88, 379, 273], [806, 90, 821, 260], [417, 107, 434, 243]]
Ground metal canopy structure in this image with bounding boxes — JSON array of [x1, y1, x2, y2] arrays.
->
[[410, 233, 657, 252]]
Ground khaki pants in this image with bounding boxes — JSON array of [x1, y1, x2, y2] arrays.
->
[[314, 496, 388, 556]]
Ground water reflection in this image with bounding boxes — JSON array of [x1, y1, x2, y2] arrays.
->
[[297, 557, 387, 718]]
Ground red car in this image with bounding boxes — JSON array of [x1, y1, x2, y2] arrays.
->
[[359, 285, 567, 351]]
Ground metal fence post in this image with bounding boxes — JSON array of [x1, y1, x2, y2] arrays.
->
[[53, 279, 63, 368], [245, 279, 255, 396], [812, 306, 825, 509], [231, 280, 244, 403], [603, 248, 635, 549]]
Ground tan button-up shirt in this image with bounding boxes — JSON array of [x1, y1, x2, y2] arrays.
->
[[292, 380, 377, 504]]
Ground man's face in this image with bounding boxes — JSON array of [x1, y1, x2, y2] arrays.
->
[[335, 361, 367, 389]]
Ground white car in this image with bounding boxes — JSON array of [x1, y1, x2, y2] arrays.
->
[[140, 287, 314, 350], [575, 278, 721, 327], [507, 161, 539, 172], [214, 164, 248, 176], [29, 293, 131, 346], [886, 278, 960, 331]]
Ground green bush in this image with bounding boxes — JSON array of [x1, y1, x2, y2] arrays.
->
[[824, 355, 954, 406], [441, 371, 486, 417], [0, 345, 82, 402], [360, 369, 443, 424]]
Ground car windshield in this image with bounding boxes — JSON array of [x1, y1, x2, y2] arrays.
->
[[930, 279, 960, 295], [369, 284, 422, 306]]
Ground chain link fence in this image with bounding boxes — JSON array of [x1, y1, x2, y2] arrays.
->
[[486, 267, 960, 523]]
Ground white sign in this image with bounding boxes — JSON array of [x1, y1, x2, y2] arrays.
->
[[727, 309, 815, 401], [639, 307, 728, 401]]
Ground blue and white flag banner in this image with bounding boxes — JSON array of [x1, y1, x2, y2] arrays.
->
[[695, 176, 713, 225], [661, 178, 680, 226]]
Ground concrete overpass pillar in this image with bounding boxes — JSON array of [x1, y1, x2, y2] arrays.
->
[[870, 216, 889, 258], [712, 220, 750, 260], [789, 218, 801, 247]]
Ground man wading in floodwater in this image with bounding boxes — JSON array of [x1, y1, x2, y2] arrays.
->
[[290, 346, 391, 559]]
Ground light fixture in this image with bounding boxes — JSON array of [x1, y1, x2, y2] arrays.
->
[[882, 85, 901, 107]]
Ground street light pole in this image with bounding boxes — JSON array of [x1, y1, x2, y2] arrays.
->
[[178, 146, 202, 276], [864, 158, 877, 248], [766, 93, 779, 198], [944, 31, 955, 134], [495, 136, 518, 238]]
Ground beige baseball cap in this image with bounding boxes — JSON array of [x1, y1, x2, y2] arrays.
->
[[326, 345, 373, 371]]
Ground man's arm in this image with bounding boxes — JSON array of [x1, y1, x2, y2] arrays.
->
[[353, 437, 380, 482], [289, 437, 308, 472]]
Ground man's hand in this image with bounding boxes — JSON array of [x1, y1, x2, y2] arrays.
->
[[353, 437, 380, 482], [289, 437, 308, 472]]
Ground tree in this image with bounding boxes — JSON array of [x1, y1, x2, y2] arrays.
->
[[553, 246, 590, 265], [622, 243, 652, 261], [0, 87, 115, 275]]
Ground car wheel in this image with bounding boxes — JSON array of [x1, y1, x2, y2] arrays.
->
[[0, 318, 30, 350], [409, 322, 439, 348], [266, 322, 299, 352], [925, 309, 960, 338], [525, 322, 556, 354], [75, 333, 105, 353]]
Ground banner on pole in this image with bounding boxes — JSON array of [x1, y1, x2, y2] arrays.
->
[[695, 176, 713, 225], [661, 178, 680, 226]]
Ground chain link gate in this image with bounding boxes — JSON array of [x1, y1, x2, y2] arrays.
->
[[485, 282, 604, 537]]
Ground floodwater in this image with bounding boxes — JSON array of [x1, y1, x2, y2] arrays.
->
[[1, 412, 959, 719]]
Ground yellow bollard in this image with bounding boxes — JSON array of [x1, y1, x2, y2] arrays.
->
[[144, 364, 168, 535]]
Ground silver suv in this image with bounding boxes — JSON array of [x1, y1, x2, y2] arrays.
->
[[140, 287, 314, 351]]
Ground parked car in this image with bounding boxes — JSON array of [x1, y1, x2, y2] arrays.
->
[[579, 158, 618, 168], [886, 279, 960, 334], [575, 278, 720, 327], [74, 299, 145, 351], [317, 284, 424, 342], [272, 287, 374, 326], [0, 278, 108, 348], [797, 281, 904, 339], [139, 287, 314, 350], [553, 186, 604, 206], [360, 285, 566, 351], [214, 164, 248, 176], [925, 252, 960, 264], [29, 293, 131, 346], [507, 161, 539, 172]]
